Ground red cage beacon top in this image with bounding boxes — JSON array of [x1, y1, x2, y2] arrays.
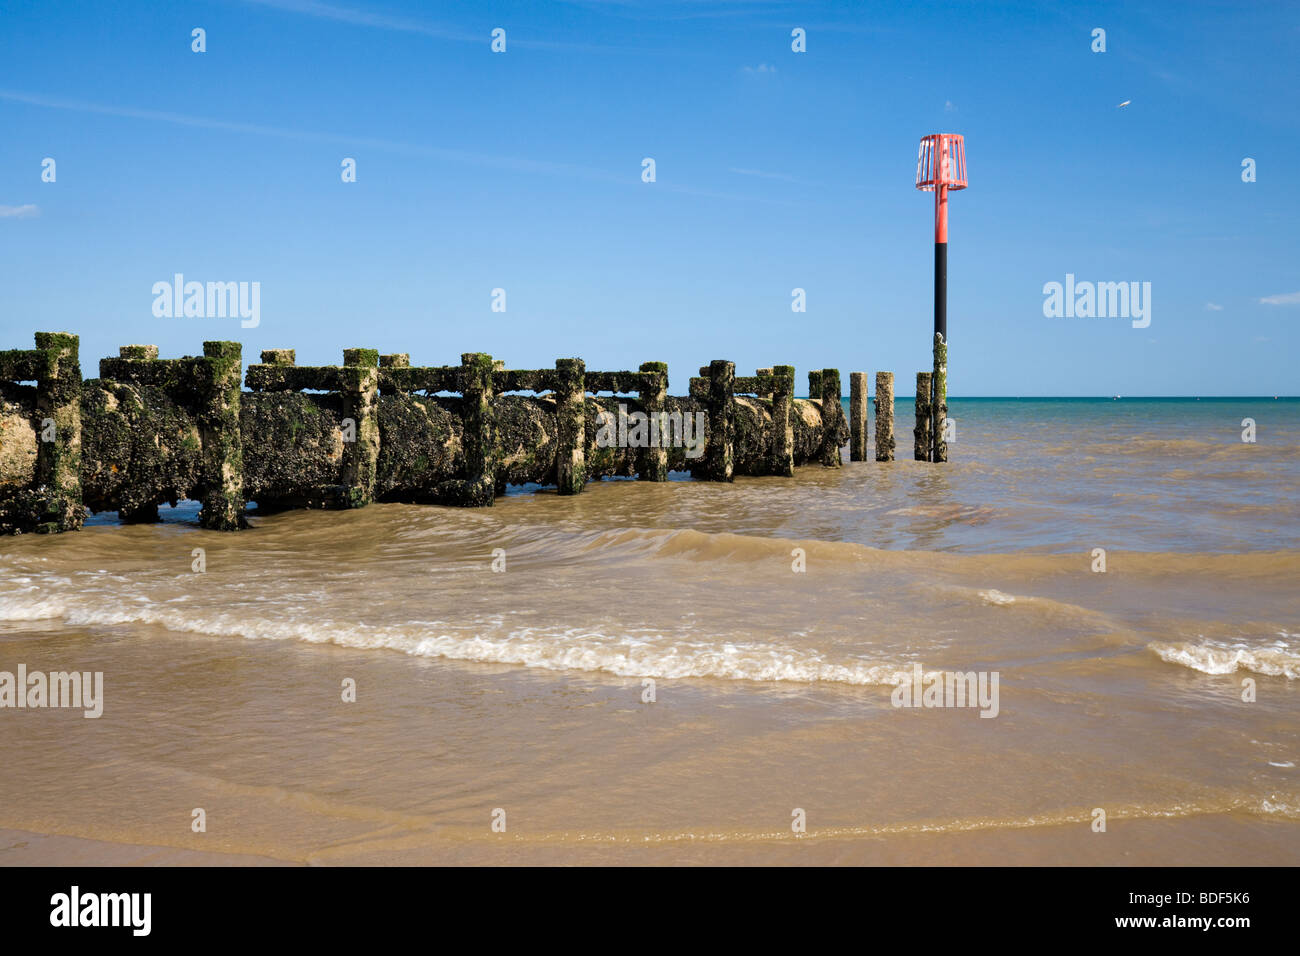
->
[[915, 133, 966, 243], [915, 133, 967, 191]]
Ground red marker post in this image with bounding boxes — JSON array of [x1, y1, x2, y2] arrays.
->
[[915, 134, 967, 462]]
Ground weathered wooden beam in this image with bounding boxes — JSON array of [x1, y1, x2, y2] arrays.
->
[[0, 349, 45, 382], [584, 371, 658, 394], [245, 364, 344, 392], [377, 366, 461, 395]]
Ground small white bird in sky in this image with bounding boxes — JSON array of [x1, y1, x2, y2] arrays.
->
[[1117, 100, 1131, 108]]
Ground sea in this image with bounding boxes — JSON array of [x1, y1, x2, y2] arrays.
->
[[1, 397, 1296, 864]]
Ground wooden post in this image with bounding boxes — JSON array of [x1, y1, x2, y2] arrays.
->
[[33, 332, 84, 533], [197, 341, 246, 529], [703, 359, 734, 481], [555, 358, 586, 494], [849, 371, 869, 462], [932, 333, 948, 463], [340, 348, 380, 508], [457, 352, 496, 506], [874, 371, 895, 462], [769, 365, 795, 477], [379, 353, 409, 396], [819, 368, 844, 467], [117, 345, 161, 524], [807, 370, 823, 400], [914, 371, 933, 461], [638, 361, 668, 481]]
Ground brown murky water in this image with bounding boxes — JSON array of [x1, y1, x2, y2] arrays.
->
[[2, 399, 1298, 864]]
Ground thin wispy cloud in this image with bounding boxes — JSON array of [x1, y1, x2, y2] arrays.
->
[[1204, 302, 1224, 311], [729, 166, 798, 182], [0, 204, 40, 219], [242, 0, 478, 42], [741, 63, 778, 75], [241, 0, 619, 52], [0, 87, 625, 184], [0, 88, 796, 206], [557, 0, 800, 23], [1259, 292, 1300, 306]]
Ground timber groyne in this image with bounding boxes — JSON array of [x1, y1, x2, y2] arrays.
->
[[0, 333, 940, 535]]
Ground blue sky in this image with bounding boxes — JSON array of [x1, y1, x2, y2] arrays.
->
[[1, 0, 1297, 395]]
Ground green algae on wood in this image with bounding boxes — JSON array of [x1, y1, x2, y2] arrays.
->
[[932, 333, 948, 464], [2, 335, 882, 534], [555, 357, 586, 494], [339, 348, 380, 508], [196, 341, 247, 530], [701, 359, 734, 482], [637, 361, 668, 482], [914, 371, 933, 462], [818, 368, 846, 467], [769, 365, 796, 477], [33, 332, 85, 532]]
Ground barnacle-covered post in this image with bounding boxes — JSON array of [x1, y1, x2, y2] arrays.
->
[[874, 371, 895, 462], [196, 341, 246, 529], [458, 352, 497, 505], [770, 365, 796, 477], [702, 359, 735, 481], [849, 371, 869, 463], [33, 331, 84, 532], [116, 345, 161, 524], [819, 368, 844, 467], [340, 347, 380, 507], [379, 353, 410, 396], [638, 361, 668, 482], [931, 333, 948, 463], [555, 357, 586, 495], [914, 371, 933, 461]]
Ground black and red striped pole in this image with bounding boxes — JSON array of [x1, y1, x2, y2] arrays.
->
[[915, 134, 966, 462]]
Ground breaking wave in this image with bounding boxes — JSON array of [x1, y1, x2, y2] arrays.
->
[[1149, 633, 1300, 679], [0, 589, 912, 686]]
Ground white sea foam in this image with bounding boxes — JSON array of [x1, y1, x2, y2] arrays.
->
[[1148, 634, 1300, 679], [978, 589, 1017, 606], [0, 590, 909, 687]]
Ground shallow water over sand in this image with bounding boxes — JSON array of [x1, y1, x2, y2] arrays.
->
[[1, 399, 1297, 864]]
